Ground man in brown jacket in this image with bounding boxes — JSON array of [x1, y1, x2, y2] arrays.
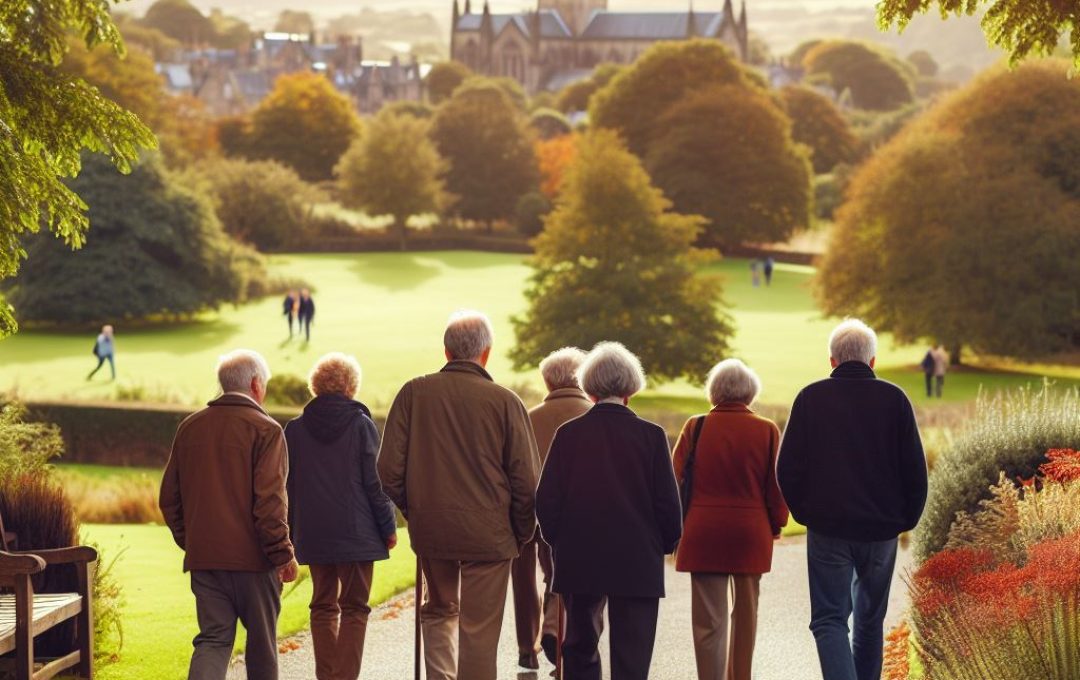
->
[[514, 347, 592, 668], [160, 349, 298, 680], [378, 310, 539, 680]]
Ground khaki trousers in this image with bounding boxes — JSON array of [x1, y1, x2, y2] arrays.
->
[[309, 562, 374, 680], [511, 539, 542, 654], [690, 573, 761, 680], [420, 557, 512, 680]]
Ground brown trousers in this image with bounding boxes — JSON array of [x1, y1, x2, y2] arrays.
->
[[511, 538, 543, 655], [690, 573, 761, 680], [309, 562, 374, 680], [420, 557, 512, 680], [538, 540, 559, 638]]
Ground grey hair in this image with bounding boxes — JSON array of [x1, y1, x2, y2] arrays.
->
[[577, 342, 646, 400], [444, 309, 495, 361], [539, 347, 587, 390], [705, 358, 761, 406], [828, 318, 878, 365], [217, 349, 271, 394]]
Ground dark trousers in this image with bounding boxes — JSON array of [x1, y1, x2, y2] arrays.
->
[[189, 569, 282, 680], [924, 372, 933, 397], [807, 530, 898, 680], [310, 562, 373, 680], [511, 538, 542, 655], [300, 315, 312, 341], [562, 593, 659, 680], [89, 354, 115, 380], [287, 314, 295, 337]]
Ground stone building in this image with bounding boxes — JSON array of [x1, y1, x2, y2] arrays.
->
[[449, 0, 749, 94]]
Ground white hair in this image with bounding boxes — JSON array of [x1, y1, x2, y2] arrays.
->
[[705, 358, 761, 406], [577, 342, 646, 400], [217, 349, 271, 394], [539, 347, 587, 390], [828, 318, 878, 365], [444, 309, 495, 361]]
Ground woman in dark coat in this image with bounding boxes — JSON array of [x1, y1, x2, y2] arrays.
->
[[536, 342, 683, 680], [672, 359, 788, 680], [285, 353, 398, 680]]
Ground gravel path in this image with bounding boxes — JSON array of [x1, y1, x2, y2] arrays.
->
[[229, 536, 912, 680]]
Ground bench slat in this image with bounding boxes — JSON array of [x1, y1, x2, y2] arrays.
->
[[0, 593, 83, 656]]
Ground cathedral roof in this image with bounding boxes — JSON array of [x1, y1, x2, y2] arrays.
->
[[580, 11, 725, 40], [454, 9, 572, 38]]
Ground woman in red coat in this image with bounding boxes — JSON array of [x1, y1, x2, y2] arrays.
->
[[672, 359, 789, 680]]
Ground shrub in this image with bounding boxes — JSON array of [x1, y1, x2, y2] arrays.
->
[[514, 191, 552, 238], [0, 402, 63, 477], [915, 386, 1080, 562], [265, 373, 310, 407], [58, 469, 164, 524]]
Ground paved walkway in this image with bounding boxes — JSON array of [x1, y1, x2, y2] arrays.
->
[[229, 536, 912, 680]]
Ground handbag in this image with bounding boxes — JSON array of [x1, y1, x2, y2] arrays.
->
[[679, 415, 707, 519]]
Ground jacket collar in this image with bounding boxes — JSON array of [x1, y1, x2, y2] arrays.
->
[[440, 360, 494, 382], [710, 402, 752, 413], [590, 402, 635, 416], [544, 387, 589, 402], [210, 392, 269, 414], [830, 361, 877, 380]]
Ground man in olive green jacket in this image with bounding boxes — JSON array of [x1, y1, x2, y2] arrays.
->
[[378, 310, 539, 680]]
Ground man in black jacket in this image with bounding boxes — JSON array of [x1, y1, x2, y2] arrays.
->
[[777, 319, 927, 680]]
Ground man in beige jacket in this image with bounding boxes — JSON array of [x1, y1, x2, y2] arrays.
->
[[512, 347, 593, 668], [378, 310, 539, 680], [160, 349, 298, 680]]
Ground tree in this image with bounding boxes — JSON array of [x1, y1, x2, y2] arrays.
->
[[0, 0, 156, 335], [817, 60, 1080, 362], [274, 10, 315, 35], [907, 49, 939, 77], [425, 61, 472, 105], [535, 134, 578, 198], [514, 191, 552, 237], [430, 81, 537, 226], [645, 86, 812, 246], [802, 40, 915, 111], [554, 62, 624, 113], [511, 130, 733, 383], [879, 0, 1080, 68], [6, 155, 266, 326], [780, 85, 861, 173], [243, 72, 361, 181], [590, 40, 761, 156], [141, 0, 216, 45], [336, 112, 447, 249], [529, 108, 573, 140]]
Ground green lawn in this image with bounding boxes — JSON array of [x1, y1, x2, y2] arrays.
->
[[83, 524, 416, 680], [1, 252, 1075, 410]]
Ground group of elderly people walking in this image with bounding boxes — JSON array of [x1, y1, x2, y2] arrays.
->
[[160, 311, 928, 680]]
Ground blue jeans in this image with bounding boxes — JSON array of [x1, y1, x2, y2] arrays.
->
[[807, 530, 897, 680]]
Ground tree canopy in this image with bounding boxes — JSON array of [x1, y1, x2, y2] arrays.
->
[[0, 0, 157, 335], [425, 61, 473, 105], [141, 0, 215, 45], [554, 62, 624, 113], [430, 80, 537, 225], [511, 130, 733, 383], [6, 155, 266, 326], [780, 85, 861, 173], [817, 60, 1080, 361], [645, 85, 812, 247], [336, 111, 447, 249], [802, 40, 915, 111]]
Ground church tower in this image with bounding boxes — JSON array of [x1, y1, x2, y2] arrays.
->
[[538, 0, 607, 36]]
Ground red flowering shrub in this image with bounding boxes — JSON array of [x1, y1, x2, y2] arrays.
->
[[1039, 448, 1080, 483]]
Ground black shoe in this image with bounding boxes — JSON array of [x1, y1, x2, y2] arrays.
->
[[540, 634, 558, 666], [519, 652, 540, 670]]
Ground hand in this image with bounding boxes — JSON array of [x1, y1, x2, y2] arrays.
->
[[386, 533, 398, 550], [278, 559, 299, 583]]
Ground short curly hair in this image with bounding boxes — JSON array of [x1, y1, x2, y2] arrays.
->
[[308, 353, 362, 398]]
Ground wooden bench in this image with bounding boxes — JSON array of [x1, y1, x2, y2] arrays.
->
[[0, 546, 97, 680]]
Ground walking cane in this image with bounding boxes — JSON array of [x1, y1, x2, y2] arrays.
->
[[555, 594, 564, 680], [414, 557, 423, 680]]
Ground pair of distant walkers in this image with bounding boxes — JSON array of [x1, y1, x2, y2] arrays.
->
[[920, 344, 950, 398], [159, 314, 927, 680], [283, 289, 315, 341]]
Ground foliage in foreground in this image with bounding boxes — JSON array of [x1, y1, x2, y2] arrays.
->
[[915, 386, 1080, 562], [510, 130, 733, 384], [0, 0, 157, 336]]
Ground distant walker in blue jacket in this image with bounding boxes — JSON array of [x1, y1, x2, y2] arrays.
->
[[87, 324, 116, 381], [285, 352, 398, 680]]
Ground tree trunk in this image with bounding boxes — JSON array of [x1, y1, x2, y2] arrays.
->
[[397, 216, 408, 252], [950, 343, 962, 366]]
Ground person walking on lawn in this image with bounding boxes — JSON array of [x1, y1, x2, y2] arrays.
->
[[298, 289, 315, 342], [378, 310, 539, 680], [283, 290, 298, 339], [87, 324, 116, 381], [517, 347, 593, 669], [285, 353, 398, 680], [777, 319, 928, 680], [160, 349, 299, 680], [930, 344, 949, 398]]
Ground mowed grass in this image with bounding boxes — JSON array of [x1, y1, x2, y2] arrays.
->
[[1, 252, 1075, 411], [83, 524, 416, 680]]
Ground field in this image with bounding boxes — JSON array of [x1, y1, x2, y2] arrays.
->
[[2, 251, 1075, 412]]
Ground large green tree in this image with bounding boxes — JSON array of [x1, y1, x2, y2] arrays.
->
[[0, 0, 157, 336], [817, 60, 1080, 362], [590, 40, 760, 157], [430, 80, 537, 225], [554, 62, 624, 113], [425, 61, 472, 105], [645, 86, 812, 247], [510, 130, 733, 383], [141, 0, 215, 45], [336, 111, 447, 250], [7, 155, 266, 326], [780, 85, 861, 173], [802, 40, 915, 111]]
